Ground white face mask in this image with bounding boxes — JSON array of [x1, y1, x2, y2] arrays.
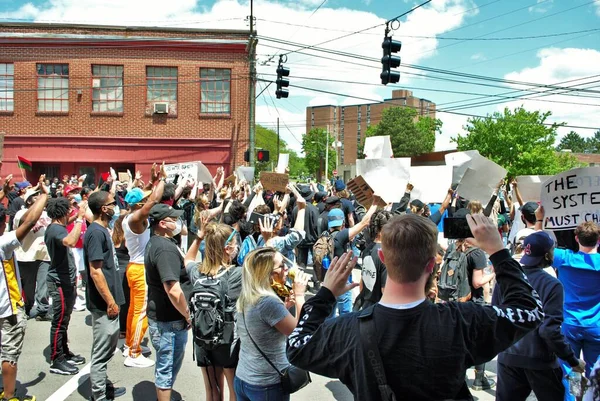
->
[[172, 219, 183, 236]]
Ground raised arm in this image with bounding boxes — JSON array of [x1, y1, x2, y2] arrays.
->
[[16, 175, 49, 243], [129, 163, 166, 234]]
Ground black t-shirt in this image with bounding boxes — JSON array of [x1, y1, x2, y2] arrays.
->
[[340, 198, 355, 226], [84, 222, 125, 312], [466, 247, 487, 304], [333, 228, 350, 258], [317, 210, 329, 237], [291, 203, 319, 247], [145, 236, 185, 322], [359, 243, 387, 306], [45, 223, 77, 290]]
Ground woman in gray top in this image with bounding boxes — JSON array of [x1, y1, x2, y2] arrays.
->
[[234, 247, 310, 401]]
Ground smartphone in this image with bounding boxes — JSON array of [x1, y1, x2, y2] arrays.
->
[[249, 211, 265, 225], [443, 217, 473, 239]]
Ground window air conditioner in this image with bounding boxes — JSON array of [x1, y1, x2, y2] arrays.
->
[[153, 102, 169, 114]]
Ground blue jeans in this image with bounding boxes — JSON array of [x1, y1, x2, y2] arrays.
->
[[148, 318, 188, 389], [560, 324, 600, 401], [329, 291, 352, 318], [234, 376, 289, 401]]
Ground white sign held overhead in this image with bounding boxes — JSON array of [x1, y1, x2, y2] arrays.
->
[[164, 161, 213, 198], [516, 175, 552, 202], [276, 154, 289, 174], [356, 158, 410, 204], [456, 156, 507, 203], [363, 136, 393, 159], [444, 150, 480, 185], [237, 167, 255, 182], [410, 166, 452, 204], [541, 167, 600, 231]]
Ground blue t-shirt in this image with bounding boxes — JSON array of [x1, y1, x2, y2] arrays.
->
[[552, 248, 600, 327]]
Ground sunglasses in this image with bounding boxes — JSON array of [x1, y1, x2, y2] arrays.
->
[[103, 201, 117, 207]]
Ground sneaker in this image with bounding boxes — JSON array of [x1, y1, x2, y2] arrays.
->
[[50, 358, 80, 375], [124, 354, 155, 368], [73, 302, 86, 312], [66, 352, 86, 365], [1, 395, 36, 401], [471, 374, 496, 391], [122, 344, 152, 357], [35, 314, 52, 322], [106, 384, 126, 399]]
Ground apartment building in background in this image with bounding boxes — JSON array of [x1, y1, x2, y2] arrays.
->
[[0, 22, 251, 183], [306, 89, 436, 181]]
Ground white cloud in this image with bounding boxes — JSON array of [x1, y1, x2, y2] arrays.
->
[[594, 0, 600, 16], [470, 52, 486, 61], [437, 113, 466, 151], [528, 0, 553, 13], [500, 47, 600, 142]]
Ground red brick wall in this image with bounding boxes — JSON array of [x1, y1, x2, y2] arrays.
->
[[0, 25, 251, 170]]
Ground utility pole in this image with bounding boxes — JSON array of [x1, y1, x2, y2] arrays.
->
[[248, 0, 257, 166], [325, 125, 329, 183], [277, 117, 280, 164]]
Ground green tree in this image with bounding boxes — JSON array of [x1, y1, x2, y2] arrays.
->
[[584, 130, 600, 153], [255, 125, 306, 177], [302, 128, 336, 181], [452, 107, 580, 177], [556, 131, 587, 153], [360, 107, 441, 157]]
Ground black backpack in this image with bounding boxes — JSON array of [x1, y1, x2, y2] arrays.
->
[[438, 243, 474, 302], [188, 273, 235, 350]]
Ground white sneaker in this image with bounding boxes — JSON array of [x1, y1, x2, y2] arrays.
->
[[122, 345, 130, 357], [124, 354, 155, 368], [73, 302, 86, 312], [122, 344, 152, 357]]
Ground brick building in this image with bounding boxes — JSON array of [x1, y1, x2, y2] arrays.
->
[[0, 22, 252, 184], [306, 89, 436, 180]]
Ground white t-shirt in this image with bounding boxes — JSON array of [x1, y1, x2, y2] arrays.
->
[[14, 209, 51, 262], [123, 214, 150, 264]]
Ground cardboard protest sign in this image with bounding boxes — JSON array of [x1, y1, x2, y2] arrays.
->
[[363, 136, 393, 159], [444, 150, 481, 185], [456, 157, 506, 203], [224, 174, 236, 187], [237, 167, 255, 182], [516, 175, 552, 202], [356, 158, 410, 204], [346, 176, 385, 208], [260, 172, 289, 193], [118, 172, 129, 183], [276, 154, 289, 174], [409, 166, 452, 204], [540, 167, 600, 231]]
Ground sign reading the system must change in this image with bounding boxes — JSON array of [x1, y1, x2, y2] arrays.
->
[[541, 167, 600, 230]]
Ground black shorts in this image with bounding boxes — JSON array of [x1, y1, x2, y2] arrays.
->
[[195, 340, 240, 368]]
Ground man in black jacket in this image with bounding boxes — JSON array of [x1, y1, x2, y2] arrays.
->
[[494, 231, 585, 401], [291, 185, 319, 269], [287, 213, 544, 401]]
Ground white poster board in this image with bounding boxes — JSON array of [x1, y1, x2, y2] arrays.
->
[[516, 175, 552, 202], [356, 158, 410, 204], [455, 156, 507, 203], [444, 150, 481, 185], [276, 154, 289, 174], [410, 166, 452, 204], [363, 136, 393, 159], [540, 167, 600, 230], [236, 167, 255, 182], [164, 161, 213, 197]]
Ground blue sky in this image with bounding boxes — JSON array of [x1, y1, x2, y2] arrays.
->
[[2, 0, 600, 152]]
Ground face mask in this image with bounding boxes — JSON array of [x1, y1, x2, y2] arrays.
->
[[108, 206, 120, 230], [172, 219, 182, 236], [73, 194, 82, 203]]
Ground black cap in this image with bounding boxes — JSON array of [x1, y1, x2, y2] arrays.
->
[[314, 191, 327, 203], [325, 196, 340, 205], [298, 185, 315, 201], [520, 202, 538, 219], [149, 204, 183, 221], [411, 199, 425, 209]]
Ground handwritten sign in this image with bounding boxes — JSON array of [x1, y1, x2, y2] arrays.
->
[[276, 154, 289, 174], [541, 167, 600, 230], [260, 172, 289, 193], [410, 166, 452, 204], [118, 172, 129, 183], [237, 167, 255, 182], [363, 136, 393, 159], [516, 175, 552, 202], [356, 158, 410, 204], [347, 176, 386, 208]]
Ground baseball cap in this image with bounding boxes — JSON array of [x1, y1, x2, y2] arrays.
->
[[520, 202, 538, 220], [64, 185, 82, 195], [334, 180, 346, 192], [411, 199, 425, 210], [24, 188, 40, 202], [125, 188, 152, 205], [149, 204, 183, 221], [297, 185, 315, 201], [328, 208, 345, 229], [314, 191, 326, 203], [520, 231, 555, 267], [16, 181, 31, 190], [325, 196, 340, 205]]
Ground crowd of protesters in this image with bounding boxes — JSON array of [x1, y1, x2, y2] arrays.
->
[[0, 162, 599, 401]]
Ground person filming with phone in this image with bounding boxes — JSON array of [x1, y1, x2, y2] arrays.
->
[[287, 211, 544, 401]]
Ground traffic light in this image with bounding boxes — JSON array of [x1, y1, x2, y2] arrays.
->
[[257, 150, 270, 162], [380, 35, 401, 85], [276, 56, 290, 99]]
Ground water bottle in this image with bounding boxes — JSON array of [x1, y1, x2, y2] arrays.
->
[[322, 255, 331, 271], [568, 371, 582, 397]]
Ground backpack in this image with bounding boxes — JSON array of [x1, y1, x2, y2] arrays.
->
[[188, 272, 235, 351], [437, 243, 474, 303], [312, 231, 338, 282]]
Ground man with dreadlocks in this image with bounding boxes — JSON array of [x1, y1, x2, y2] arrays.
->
[[45, 197, 89, 375]]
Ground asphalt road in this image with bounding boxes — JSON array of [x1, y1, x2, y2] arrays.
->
[[3, 267, 519, 401]]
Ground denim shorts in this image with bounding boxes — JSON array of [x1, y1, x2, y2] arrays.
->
[[234, 376, 290, 401], [148, 318, 189, 389]]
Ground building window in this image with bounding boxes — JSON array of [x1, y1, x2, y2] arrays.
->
[[37, 64, 69, 112], [146, 66, 177, 102], [92, 65, 123, 113], [200, 68, 231, 114], [0, 63, 14, 112]]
